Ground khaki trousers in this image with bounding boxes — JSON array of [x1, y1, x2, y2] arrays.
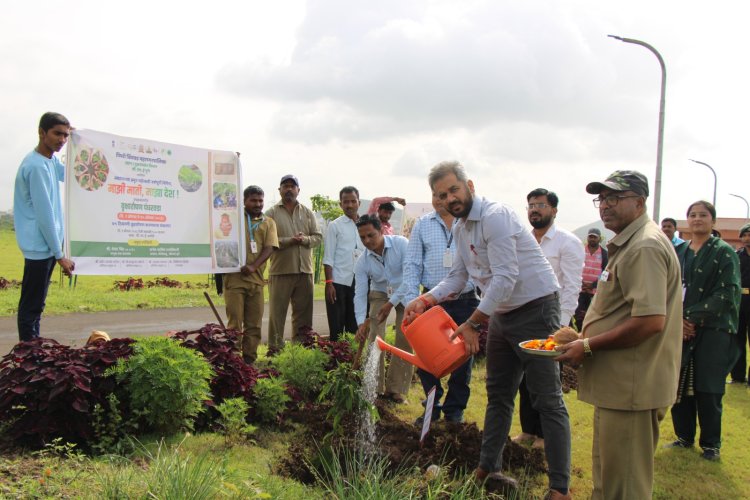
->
[[224, 282, 264, 363], [591, 406, 666, 500], [368, 291, 414, 396], [268, 273, 314, 349]]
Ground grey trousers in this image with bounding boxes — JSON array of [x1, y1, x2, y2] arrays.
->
[[478, 295, 571, 491]]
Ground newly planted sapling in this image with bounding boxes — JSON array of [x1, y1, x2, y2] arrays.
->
[[215, 397, 256, 446], [273, 343, 328, 397], [251, 376, 291, 424], [318, 363, 378, 437]]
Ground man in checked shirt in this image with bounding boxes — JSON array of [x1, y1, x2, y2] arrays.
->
[[402, 193, 479, 424]]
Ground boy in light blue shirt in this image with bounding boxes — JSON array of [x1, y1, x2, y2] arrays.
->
[[13, 112, 75, 341]]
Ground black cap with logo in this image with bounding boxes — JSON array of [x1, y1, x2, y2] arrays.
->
[[280, 174, 299, 186]]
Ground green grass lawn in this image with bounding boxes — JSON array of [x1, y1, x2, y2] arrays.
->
[[2, 226, 749, 498], [2, 354, 749, 499], [0, 228, 325, 317], [392, 361, 750, 499]]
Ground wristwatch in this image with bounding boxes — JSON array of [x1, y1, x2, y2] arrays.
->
[[466, 319, 482, 332], [583, 338, 593, 358]]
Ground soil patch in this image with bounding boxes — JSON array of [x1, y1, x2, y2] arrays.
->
[[276, 401, 547, 485], [561, 364, 578, 392]]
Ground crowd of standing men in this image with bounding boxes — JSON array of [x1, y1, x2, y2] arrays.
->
[[14, 110, 749, 500], [219, 163, 747, 500]]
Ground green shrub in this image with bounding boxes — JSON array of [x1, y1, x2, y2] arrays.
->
[[252, 377, 291, 424], [215, 397, 256, 445], [107, 337, 213, 433], [272, 343, 328, 396], [318, 363, 378, 436]]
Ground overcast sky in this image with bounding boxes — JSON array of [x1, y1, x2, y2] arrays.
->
[[2, 0, 748, 231]]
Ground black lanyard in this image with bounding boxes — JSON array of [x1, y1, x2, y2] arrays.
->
[[440, 219, 453, 248]]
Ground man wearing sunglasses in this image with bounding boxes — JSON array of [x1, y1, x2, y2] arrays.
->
[[555, 170, 682, 500]]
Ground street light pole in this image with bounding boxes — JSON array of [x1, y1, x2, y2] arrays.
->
[[608, 35, 666, 223], [688, 159, 717, 207], [729, 193, 749, 220]]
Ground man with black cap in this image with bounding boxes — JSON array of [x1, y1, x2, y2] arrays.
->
[[574, 227, 608, 329], [265, 174, 322, 349], [556, 170, 682, 500], [730, 223, 750, 384]]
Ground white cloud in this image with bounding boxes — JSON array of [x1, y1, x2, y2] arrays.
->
[[219, 0, 656, 143]]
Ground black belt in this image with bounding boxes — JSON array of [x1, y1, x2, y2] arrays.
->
[[457, 291, 479, 300], [502, 292, 558, 316]]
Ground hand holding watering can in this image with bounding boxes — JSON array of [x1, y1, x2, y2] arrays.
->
[[381, 296, 478, 378], [404, 294, 486, 356]]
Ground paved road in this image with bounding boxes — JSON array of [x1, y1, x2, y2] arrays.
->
[[0, 299, 331, 355]]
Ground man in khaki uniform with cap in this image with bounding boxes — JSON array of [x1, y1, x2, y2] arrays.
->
[[224, 185, 279, 364], [556, 170, 682, 500], [265, 174, 322, 349]]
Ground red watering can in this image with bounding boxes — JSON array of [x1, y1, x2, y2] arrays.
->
[[376, 305, 469, 378]]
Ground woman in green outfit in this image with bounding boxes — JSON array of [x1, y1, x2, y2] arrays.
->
[[669, 200, 741, 461]]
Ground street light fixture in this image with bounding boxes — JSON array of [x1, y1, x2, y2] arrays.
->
[[729, 193, 749, 220], [688, 159, 717, 207], [608, 35, 666, 223]]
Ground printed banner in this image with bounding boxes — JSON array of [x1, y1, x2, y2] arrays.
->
[[65, 129, 244, 275]]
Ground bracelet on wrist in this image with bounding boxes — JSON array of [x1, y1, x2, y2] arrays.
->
[[418, 295, 432, 309], [325, 280, 333, 284]]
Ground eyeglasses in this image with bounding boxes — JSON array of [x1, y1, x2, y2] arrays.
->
[[592, 194, 640, 208], [526, 203, 549, 210]]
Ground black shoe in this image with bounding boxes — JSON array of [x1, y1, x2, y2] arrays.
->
[[701, 448, 720, 461], [476, 469, 519, 494], [664, 439, 693, 449], [727, 379, 746, 384], [414, 414, 440, 427]]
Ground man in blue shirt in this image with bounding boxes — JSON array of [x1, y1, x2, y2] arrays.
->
[[661, 217, 685, 246], [403, 194, 479, 423], [13, 112, 75, 341], [354, 214, 413, 402]]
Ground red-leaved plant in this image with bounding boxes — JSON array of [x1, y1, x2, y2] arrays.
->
[[0, 337, 135, 446], [172, 324, 259, 403]]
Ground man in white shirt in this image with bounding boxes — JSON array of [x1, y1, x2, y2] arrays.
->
[[405, 162, 571, 499], [323, 186, 365, 340], [514, 188, 584, 450]]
